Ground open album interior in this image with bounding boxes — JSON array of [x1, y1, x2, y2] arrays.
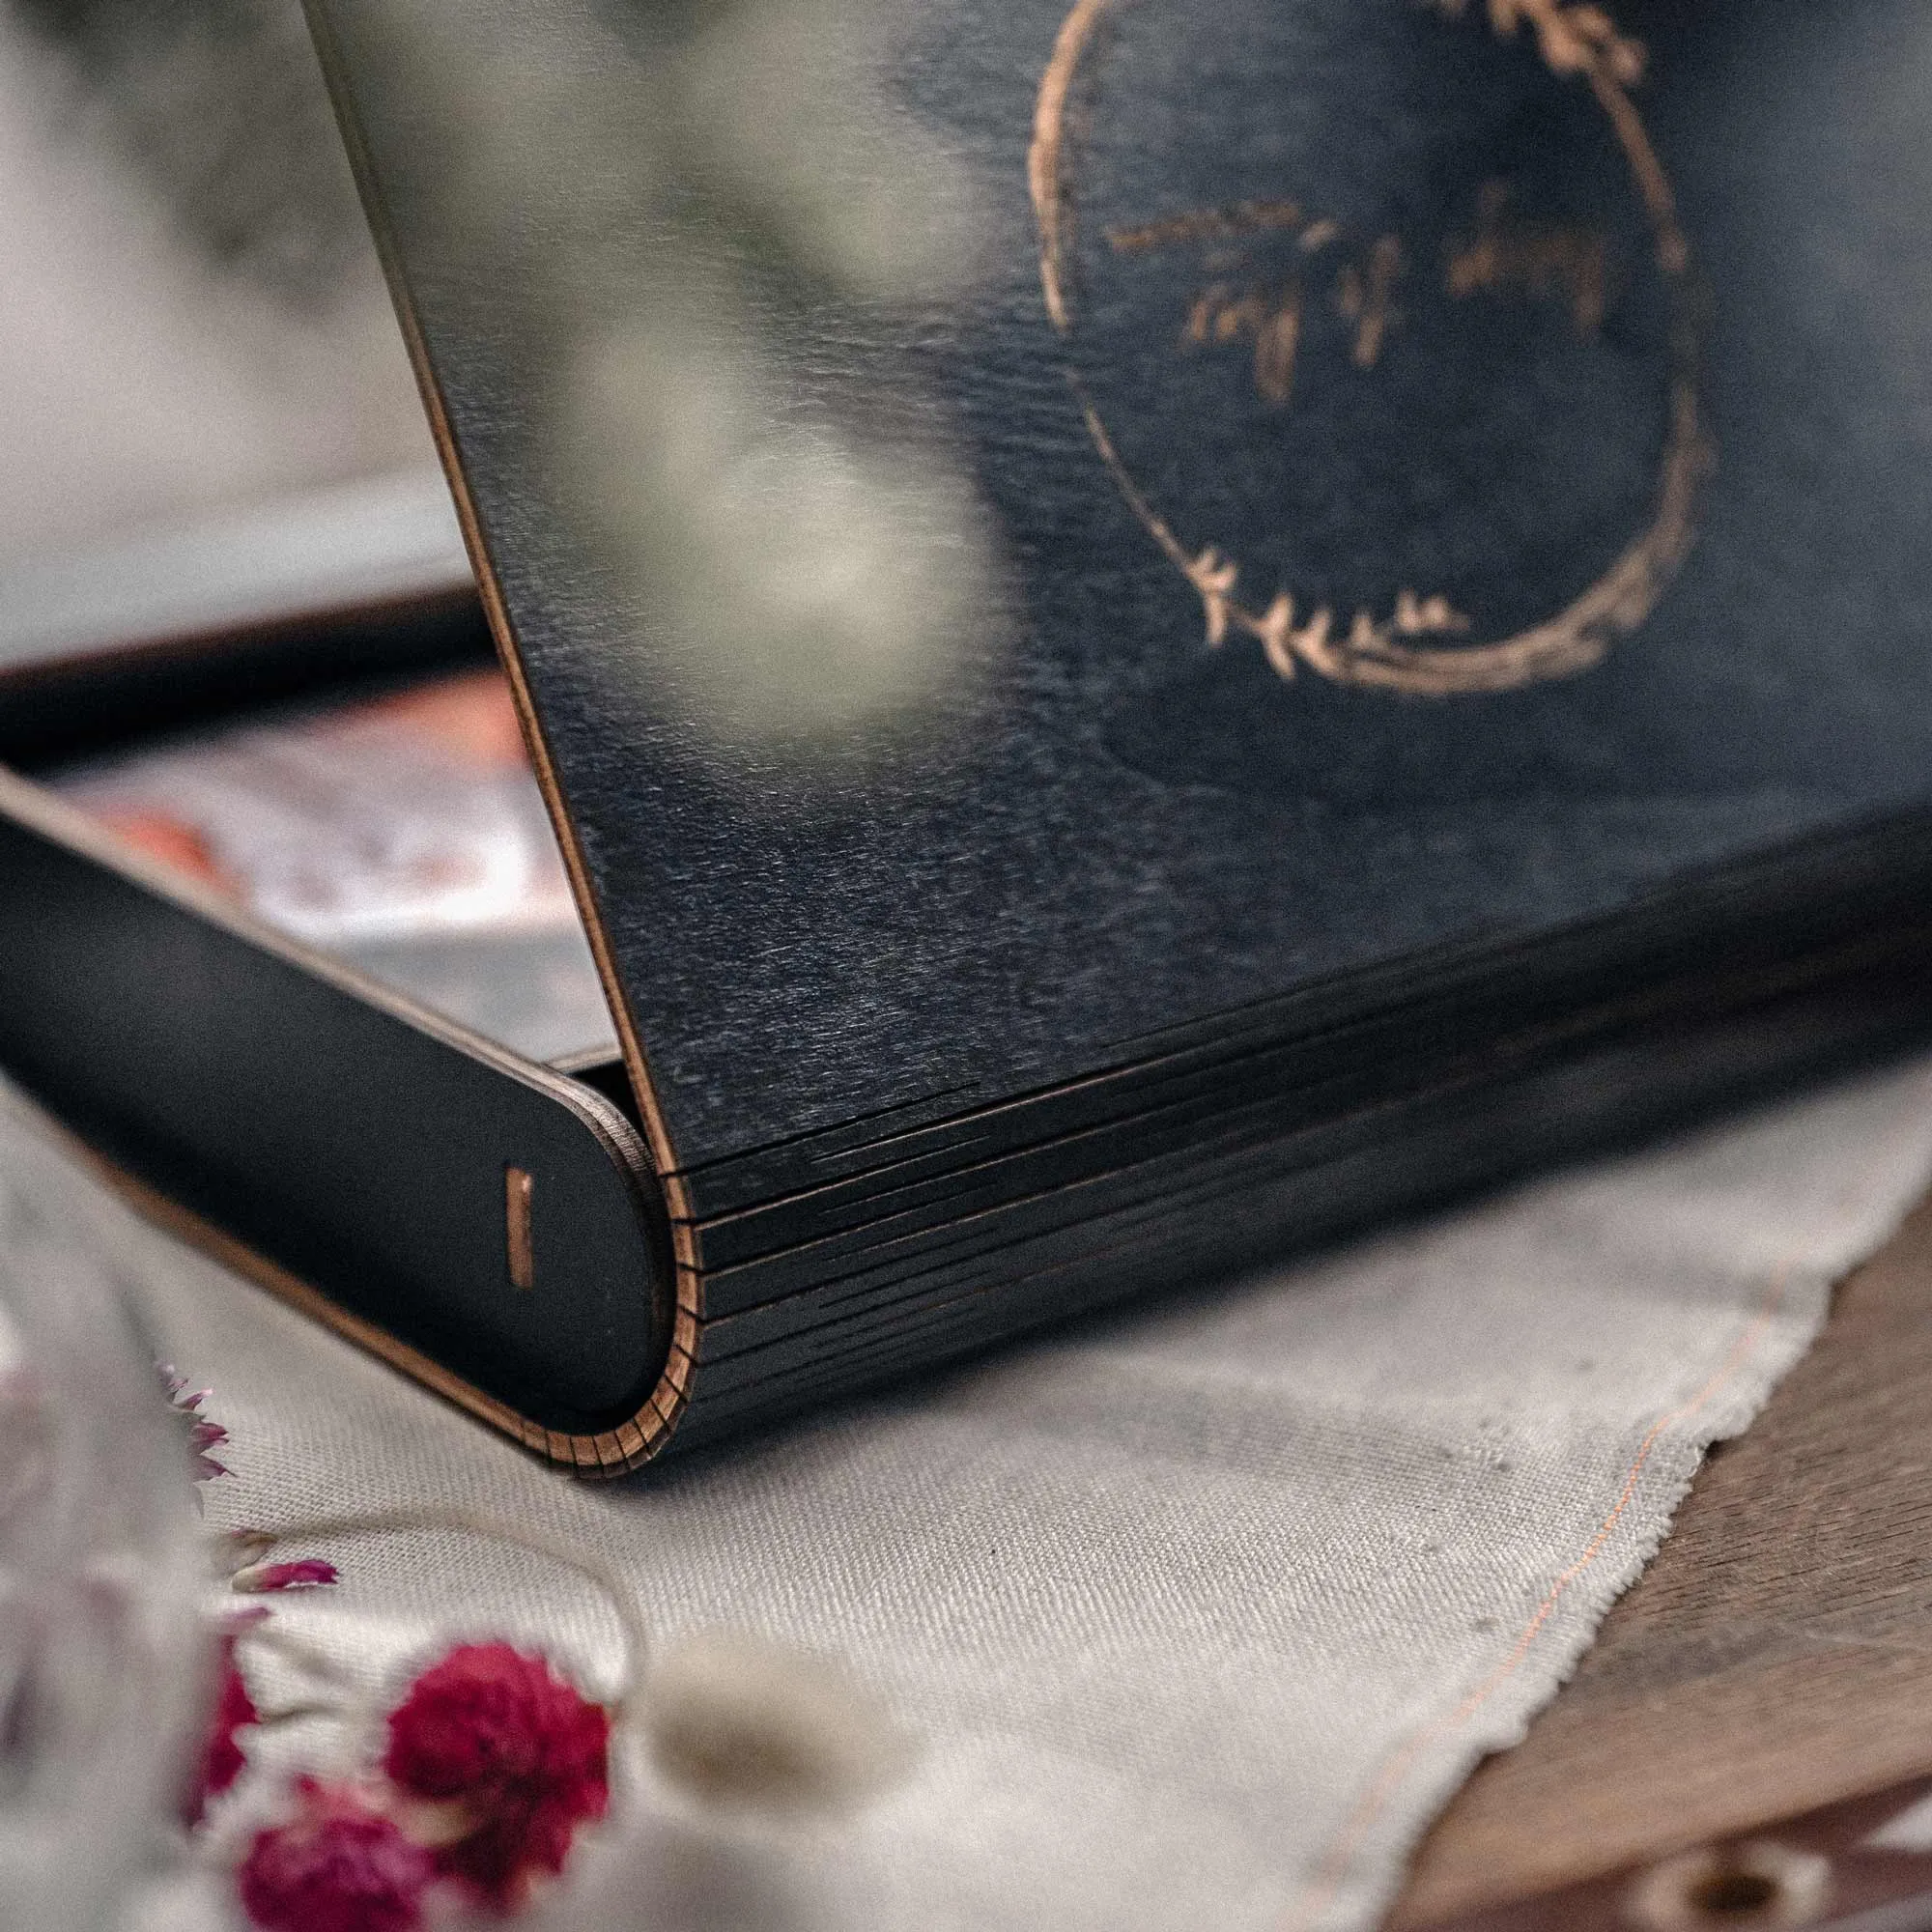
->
[[50, 668, 619, 1068]]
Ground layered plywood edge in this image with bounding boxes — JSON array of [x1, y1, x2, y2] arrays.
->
[[92, 1151, 691, 1477]]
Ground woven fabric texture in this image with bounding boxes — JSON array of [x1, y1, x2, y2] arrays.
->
[[11, 1062, 1932, 1931]]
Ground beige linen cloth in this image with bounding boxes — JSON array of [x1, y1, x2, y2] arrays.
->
[[12, 1060, 1932, 1932], [14, 19, 1932, 1929]]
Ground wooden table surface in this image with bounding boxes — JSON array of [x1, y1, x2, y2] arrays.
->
[[1388, 1187, 1932, 1930]]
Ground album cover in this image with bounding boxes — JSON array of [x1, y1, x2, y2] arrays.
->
[[6, 0, 1932, 1468]]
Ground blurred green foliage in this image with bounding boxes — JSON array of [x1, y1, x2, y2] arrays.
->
[[8, 0, 369, 307]]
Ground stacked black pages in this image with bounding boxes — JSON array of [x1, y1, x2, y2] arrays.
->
[[4, 0, 1932, 1469]]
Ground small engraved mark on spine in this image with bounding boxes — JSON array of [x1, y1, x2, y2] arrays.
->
[[505, 1166, 535, 1292]]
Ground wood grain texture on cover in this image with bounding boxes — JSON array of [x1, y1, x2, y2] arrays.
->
[[304, 0, 1932, 1180], [289, 0, 1932, 1463]]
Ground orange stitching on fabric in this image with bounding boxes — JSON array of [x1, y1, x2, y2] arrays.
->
[[1276, 1113, 1932, 1932]]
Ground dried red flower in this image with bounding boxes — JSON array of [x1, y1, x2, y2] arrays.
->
[[238, 1779, 436, 1932], [184, 1633, 258, 1828], [384, 1642, 610, 1909], [232, 1559, 341, 1595], [160, 1368, 229, 1483]]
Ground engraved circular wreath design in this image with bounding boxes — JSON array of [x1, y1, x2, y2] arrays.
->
[[1028, 0, 1715, 696]]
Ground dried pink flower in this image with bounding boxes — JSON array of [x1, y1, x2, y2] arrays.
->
[[184, 1632, 258, 1828], [384, 1642, 610, 1909], [160, 1367, 229, 1483], [238, 1778, 436, 1932], [232, 1559, 341, 1595]]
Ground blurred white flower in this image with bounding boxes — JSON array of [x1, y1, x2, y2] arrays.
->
[[641, 1631, 915, 1815], [682, 0, 981, 301], [356, 0, 1007, 768], [566, 320, 1002, 749]]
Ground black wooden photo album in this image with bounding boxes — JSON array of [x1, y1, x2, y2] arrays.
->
[[3, 0, 1931, 1471]]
